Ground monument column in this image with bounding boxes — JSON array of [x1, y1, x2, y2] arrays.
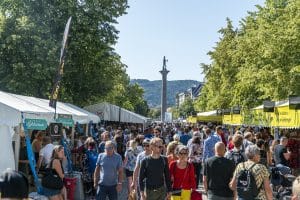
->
[[160, 56, 169, 122]]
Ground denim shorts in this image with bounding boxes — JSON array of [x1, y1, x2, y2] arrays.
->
[[42, 187, 61, 197]]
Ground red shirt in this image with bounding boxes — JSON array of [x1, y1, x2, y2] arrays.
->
[[169, 161, 196, 190], [228, 141, 234, 151]]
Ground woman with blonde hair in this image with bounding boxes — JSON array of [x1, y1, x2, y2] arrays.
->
[[169, 145, 196, 200], [43, 145, 67, 200], [166, 141, 179, 164], [292, 176, 300, 200], [123, 139, 139, 196]]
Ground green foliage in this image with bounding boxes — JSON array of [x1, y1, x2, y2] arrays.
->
[[0, 0, 148, 115], [172, 98, 195, 119], [195, 0, 300, 111], [148, 108, 160, 119]]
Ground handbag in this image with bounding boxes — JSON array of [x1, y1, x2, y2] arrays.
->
[[191, 190, 202, 200], [170, 189, 182, 196], [128, 189, 137, 200], [171, 162, 189, 198], [41, 160, 63, 190]]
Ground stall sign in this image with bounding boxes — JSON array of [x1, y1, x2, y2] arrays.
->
[[25, 119, 47, 130], [50, 123, 63, 137], [222, 115, 232, 125], [263, 101, 275, 112], [56, 118, 74, 127]]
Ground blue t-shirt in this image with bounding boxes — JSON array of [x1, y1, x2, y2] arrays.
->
[[180, 134, 191, 145], [96, 153, 122, 186], [135, 151, 147, 167], [98, 142, 105, 153]]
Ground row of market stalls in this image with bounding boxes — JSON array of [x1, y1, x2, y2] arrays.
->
[[84, 102, 150, 126], [188, 100, 300, 128], [188, 100, 300, 170], [0, 91, 149, 174], [0, 90, 101, 173]]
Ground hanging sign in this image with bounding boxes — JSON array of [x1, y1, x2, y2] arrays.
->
[[50, 123, 63, 137], [24, 119, 47, 130], [263, 101, 275, 112], [56, 114, 74, 127]]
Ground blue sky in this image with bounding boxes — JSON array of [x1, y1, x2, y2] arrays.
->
[[115, 0, 265, 81]]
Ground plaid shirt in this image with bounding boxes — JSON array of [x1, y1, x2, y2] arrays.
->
[[202, 134, 220, 162]]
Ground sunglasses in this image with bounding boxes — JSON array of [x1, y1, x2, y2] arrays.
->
[[105, 146, 113, 150], [143, 144, 150, 147], [179, 152, 188, 155]]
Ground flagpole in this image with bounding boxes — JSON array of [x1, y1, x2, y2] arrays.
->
[[49, 17, 72, 119]]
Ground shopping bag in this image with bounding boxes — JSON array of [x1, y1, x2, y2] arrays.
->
[[191, 190, 202, 200]]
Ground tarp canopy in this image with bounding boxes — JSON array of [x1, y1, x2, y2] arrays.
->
[[84, 102, 148, 124], [0, 90, 100, 128], [0, 91, 101, 173], [197, 110, 222, 122], [65, 103, 100, 124]]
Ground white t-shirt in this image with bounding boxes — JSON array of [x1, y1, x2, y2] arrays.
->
[[39, 143, 55, 166]]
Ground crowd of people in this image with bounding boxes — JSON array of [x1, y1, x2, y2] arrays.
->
[[1, 123, 300, 200]]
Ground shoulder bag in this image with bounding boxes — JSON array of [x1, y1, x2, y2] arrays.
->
[[41, 159, 64, 190]]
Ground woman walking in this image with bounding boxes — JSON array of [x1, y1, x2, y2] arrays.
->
[[169, 145, 196, 200], [43, 145, 67, 200]]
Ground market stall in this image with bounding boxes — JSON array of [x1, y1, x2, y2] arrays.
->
[[0, 90, 100, 170], [84, 102, 148, 127], [197, 110, 222, 123]]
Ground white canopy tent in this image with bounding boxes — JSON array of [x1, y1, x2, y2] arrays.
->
[[84, 102, 148, 124], [65, 103, 100, 123], [197, 110, 218, 116], [0, 90, 100, 171]]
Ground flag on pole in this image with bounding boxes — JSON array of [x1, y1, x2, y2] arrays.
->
[[49, 17, 72, 111]]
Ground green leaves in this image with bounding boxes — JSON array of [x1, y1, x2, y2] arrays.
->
[[195, 0, 300, 111], [0, 0, 149, 115]]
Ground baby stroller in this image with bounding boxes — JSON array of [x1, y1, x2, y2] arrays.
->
[[270, 166, 296, 200]]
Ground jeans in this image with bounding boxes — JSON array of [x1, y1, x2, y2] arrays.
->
[[193, 162, 202, 186], [96, 185, 117, 200], [276, 164, 291, 175], [207, 191, 233, 200]]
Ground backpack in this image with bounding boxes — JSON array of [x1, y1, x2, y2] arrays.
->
[[236, 163, 261, 199], [227, 150, 245, 166]]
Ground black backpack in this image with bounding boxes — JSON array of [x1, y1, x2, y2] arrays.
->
[[236, 163, 261, 199], [227, 150, 245, 166]]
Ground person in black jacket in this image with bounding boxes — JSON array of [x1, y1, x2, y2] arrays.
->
[[139, 137, 171, 200]]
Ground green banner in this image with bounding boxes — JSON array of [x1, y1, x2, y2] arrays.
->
[[56, 118, 74, 127], [25, 119, 48, 130]]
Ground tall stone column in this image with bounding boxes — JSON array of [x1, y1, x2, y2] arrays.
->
[[160, 56, 169, 122]]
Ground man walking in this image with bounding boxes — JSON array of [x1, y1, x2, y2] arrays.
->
[[94, 141, 123, 200], [203, 142, 235, 200], [139, 137, 171, 200], [131, 138, 152, 198], [202, 128, 220, 163], [274, 136, 291, 174]]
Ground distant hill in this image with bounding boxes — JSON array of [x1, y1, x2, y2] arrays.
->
[[130, 79, 201, 108]]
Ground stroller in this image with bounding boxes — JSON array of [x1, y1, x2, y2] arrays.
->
[[270, 166, 296, 200]]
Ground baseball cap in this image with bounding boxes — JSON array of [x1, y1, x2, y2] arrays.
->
[[142, 138, 151, 144], [0, 169, 29, 198]]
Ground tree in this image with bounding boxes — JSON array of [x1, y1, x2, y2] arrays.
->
[[0, 0, 136, 108], [177, 98, 195, 119], [195, 0, 300, 111]]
